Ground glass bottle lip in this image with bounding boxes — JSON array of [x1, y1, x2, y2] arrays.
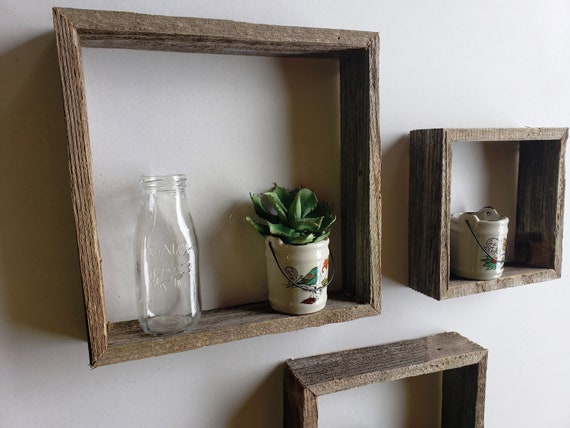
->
[[140, 174, 186, 190]]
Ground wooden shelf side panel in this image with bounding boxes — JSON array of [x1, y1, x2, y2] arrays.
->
[[53, 8, 108, 363], [516, 138, 566, 272], [339, 39, 381, 308], [408, 128, 449, 299], [442, 354, 488, 428]]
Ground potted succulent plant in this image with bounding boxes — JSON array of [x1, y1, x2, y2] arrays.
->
[[246, 183, 335, 315]]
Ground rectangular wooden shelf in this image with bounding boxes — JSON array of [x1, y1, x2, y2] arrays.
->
[[53, 8, 381, 366], [409, 127, 567, 300], [284, 332, 488, 427]]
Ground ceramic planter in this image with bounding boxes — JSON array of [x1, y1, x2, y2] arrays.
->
[[450, 207, 509, 280], [264, 236, 330, 315]]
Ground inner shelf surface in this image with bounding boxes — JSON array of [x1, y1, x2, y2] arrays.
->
[[100, 293, 376, 367], [447, 265, 558, 299]]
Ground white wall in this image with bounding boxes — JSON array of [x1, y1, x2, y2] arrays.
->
[[1, 1, 569, 427]]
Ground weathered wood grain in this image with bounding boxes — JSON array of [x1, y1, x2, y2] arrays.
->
[[516, 138, 566, 272], [53, 8, 108, 363], [52, 7, 381, 367], [340, 35, 381, 308], [55, 7, 377, 56], [442, 353, 487, 428], [447, 265, 559, 299], [284, 363, 318, 427], [409, 128, 448, 298], [97, 294, 376, 367], [409, 127, 567, 300], [284, 332, 487, 428]]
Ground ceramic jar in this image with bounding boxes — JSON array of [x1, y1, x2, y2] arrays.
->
[[264, 236, 330, 315], [450, 207, 509, 280]]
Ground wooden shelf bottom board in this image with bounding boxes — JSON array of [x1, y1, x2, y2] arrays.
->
[[96, 293, 378, 367], [447, 265, 558, 299]]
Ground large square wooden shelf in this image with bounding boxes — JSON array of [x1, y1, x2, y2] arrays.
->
[[53, 8, 381, 367], [409, 128, 567, 300]]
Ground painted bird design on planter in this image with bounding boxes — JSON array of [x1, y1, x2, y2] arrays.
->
[[283, 263, 328, 304], [480, 237, 507, 270]]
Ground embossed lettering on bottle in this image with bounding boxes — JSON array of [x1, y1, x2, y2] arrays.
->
[[135, 174, 201, 335], [147, 243, 192, 290]]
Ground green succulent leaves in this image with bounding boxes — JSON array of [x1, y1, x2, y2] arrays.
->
[[246, 183, 335, 245]]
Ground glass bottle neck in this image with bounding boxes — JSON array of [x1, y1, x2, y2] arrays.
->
[[140, 174, 187, 193]]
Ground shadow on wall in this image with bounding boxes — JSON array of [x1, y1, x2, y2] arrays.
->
[[382, 133, 410, 286], [481, 141, 518, 261], [0, 33, 86, 340], [203, 56, 342, 309], [403, 371, 442, 427], [278, 57, 343, 292], [226, 365, 283, 428]]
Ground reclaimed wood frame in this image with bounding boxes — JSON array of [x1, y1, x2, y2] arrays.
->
[[409, 128, 567, 300], [284, 332, 488, 427], [53, 8, 381, 367]]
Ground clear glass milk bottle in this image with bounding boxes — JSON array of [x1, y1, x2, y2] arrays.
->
[[135, 174, 201, 334]]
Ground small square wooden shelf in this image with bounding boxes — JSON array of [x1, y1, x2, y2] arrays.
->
[[409, 128, 567, 300], [284, 332, 488, 427], [53, 8, 381, 367]]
